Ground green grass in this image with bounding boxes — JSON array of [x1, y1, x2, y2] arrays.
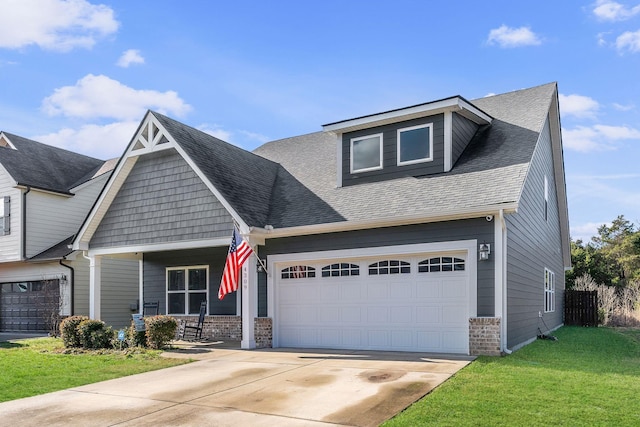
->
[[385, 327, 640, 427], [0, 338, 190, 402]]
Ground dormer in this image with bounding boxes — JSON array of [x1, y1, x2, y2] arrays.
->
[[323, 96, 493, 187]]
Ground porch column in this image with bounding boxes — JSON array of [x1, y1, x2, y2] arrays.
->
[[241, 253, 258, 349], [89, 255, 102, 320]]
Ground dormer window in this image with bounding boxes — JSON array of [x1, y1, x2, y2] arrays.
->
[[397, 123, 433, 165], [350, 133, 383, 173]]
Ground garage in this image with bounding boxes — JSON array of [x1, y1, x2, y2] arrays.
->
[[271, 242, 477, 354], [0, 280, 59, 332]]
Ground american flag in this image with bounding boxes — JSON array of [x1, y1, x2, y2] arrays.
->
[[218, 227, 254, 300]]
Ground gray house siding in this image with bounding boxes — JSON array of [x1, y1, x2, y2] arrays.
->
[[143, 248, 237, 316], [264, 219, 495, 316], [505, 117, 565, 349], [91, 149, 234, 248], [451, 113, 479, 166], [342, 115, 445, 186]]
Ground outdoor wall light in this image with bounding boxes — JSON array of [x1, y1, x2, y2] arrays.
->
[[479, 243, 491, 261]]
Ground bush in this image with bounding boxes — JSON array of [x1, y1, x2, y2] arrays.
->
[[126, 324, 147, 348], [77, 319, 114, 349], [145, 315, 178, 349], [60, 315, 89, 348]]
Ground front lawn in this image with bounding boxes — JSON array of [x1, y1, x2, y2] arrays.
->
[[0, 337, 189, 402], [385, 327, 640, 426]]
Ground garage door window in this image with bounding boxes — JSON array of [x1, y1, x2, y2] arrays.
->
[[321, 263, 360, 277], [281, 266, 316, 279], [419, 257, 465, 272], [369, 260, 410, 275]]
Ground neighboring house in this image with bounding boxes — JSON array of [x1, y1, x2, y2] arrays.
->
[[0, 133, 138, 332], [73, 82, 570, 355]]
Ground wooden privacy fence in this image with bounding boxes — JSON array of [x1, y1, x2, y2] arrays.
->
[[564, 290, 598, 326]]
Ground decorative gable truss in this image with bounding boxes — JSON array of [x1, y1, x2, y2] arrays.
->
[[0, 133, 17, 150], [74, 111, 250, 252]]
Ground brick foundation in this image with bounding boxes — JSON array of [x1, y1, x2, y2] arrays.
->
[[176, 315, 272, 348], [469, 317, 502, 356]]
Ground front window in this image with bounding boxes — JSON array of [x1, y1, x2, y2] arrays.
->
[[544, 268, 555, 313], [351, 133, 383, 173], [397, 123, 433, 165], [167, 266, 208, 315]]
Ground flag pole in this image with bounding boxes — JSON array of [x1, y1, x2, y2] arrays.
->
[[233, 221, 268, 275]]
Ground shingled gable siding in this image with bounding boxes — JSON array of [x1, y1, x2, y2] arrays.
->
[[143, 248, 238, 316], [341, 114, 445, 186], [451, 112, 479, 166], [90, 149, 234, 248], [505, 117, 565, 349], [264, 218, 495, 316]]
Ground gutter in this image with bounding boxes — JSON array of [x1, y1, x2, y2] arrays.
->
[[59, 258, 75, 315], [22, 186, 31, 260]]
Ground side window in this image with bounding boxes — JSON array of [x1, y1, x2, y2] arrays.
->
[[351, 133, 383, 173], [397, 123, 433, 165], [167, 266, 208, 315], [544, 176, 549, 222], [1, 196, 9, 235], [544, 268, 555, 313]]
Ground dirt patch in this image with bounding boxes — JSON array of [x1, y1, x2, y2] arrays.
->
[[323, 381, 433, 427], [359, 370, 406, 383], [291, 374, 335, 387]]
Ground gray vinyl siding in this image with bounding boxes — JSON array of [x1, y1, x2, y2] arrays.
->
[[143, 248, 238, 316], [264, 219, 495, 316], [69, 256, 138, 329], [90, 149, 234, 248], [342, 115, 445, 186], [451, 113, 479, 166], [505, 117, 565, 349]]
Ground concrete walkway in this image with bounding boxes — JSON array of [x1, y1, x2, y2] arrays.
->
[[0, 339, 473, 427]]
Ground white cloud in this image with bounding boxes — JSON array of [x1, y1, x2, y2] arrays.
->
[[198, 124, 233, 144], [613, 102, 635, 111], [571, 222, 606, 242], [616, 30, 640, 53], [41, 74, 191, 120], [563, 124, 640, 152], [559, 94, 600, 119], [0, 0, 118, 52], [593, 0, 640, 21], [239, 130, 270, 145], [486, 25, 542, 48], [117, 49, 145, 68], [34, 120, 138, 159]]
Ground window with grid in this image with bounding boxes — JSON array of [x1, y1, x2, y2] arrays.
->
[[544, 268, 555, 313], [368, 260, 410, 275], [167, 266, 208, 315], [321, 263, 359, 277], [418, 257, 465, 273], [281, 266, 316, 279]]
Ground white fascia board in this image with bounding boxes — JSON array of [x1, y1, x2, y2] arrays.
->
[[323, 97, 492, 134], [252, 203, 518, 239], [0, 132, 17, 149], [87, 237, 231, 257]]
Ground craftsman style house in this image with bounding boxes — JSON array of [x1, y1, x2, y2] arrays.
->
[[0, 133, 138, 331], [73, 82, 570, 355]]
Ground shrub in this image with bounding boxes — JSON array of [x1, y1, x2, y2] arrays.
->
[[60, 315, 89, 348], [145, 315, 178, 349], [126, 323, 147, 348], [77, 319, 114, 349]]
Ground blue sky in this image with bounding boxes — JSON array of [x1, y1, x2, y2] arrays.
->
[[1, 0, 639, 241]]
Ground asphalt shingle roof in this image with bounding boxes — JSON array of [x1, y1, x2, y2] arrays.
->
[[0, 132, 106, 194], [252, 83, 557, 228]]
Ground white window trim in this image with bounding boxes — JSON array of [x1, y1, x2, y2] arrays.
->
[[544, 268, 555, 313], [350, 133, 383, 173], [544, 176, 549, 222], [397, 123, 433, 166], [166, 265, 209, 315]]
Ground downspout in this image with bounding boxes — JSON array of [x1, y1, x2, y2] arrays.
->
[[22, 186, 31, 260], [59, 258, 75, 315], [499, 209, 511, 354]]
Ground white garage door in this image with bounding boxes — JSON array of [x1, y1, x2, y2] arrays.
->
[[276, 253, 471, 354]]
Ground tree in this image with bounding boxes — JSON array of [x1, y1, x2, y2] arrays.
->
[[591, 215, 640, 287]]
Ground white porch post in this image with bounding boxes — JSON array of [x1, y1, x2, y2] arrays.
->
[[241, 253, 257, 349], [138, 258, 144, 315], [89, 255, 102, 320]]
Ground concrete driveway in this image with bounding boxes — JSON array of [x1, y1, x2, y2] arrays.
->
[[0, 342, 473, 427]]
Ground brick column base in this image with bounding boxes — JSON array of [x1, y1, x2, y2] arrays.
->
[[469, 317, 501, 356]]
